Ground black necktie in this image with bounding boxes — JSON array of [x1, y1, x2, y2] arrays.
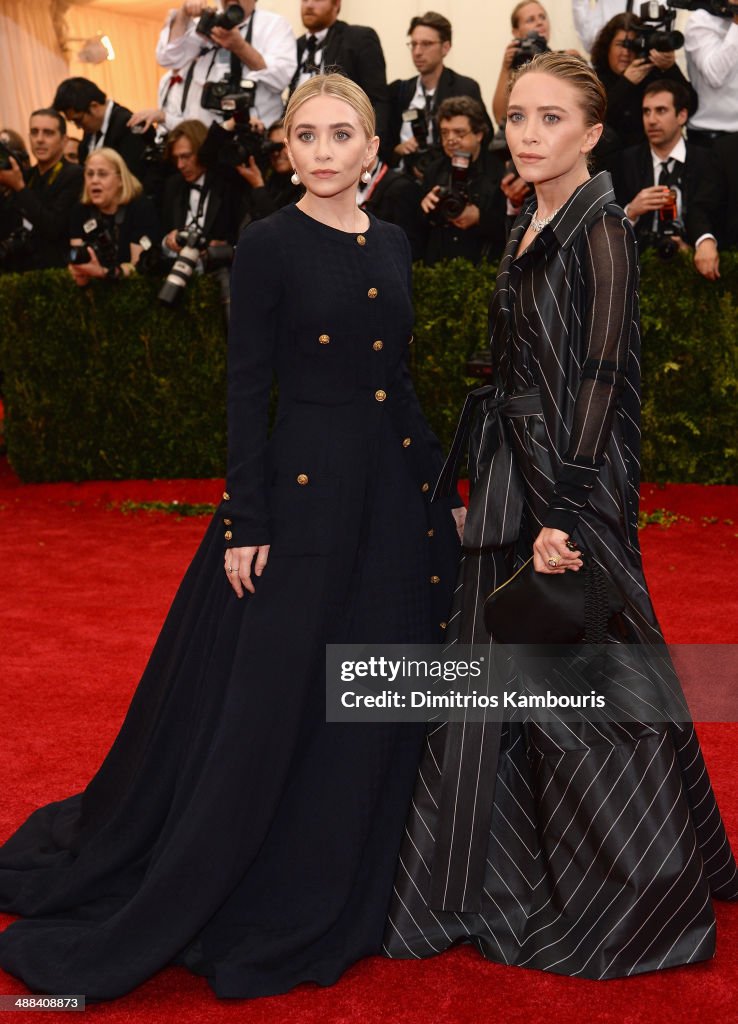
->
[[658, 160, 671, 186], [304, 35, 319, 74]]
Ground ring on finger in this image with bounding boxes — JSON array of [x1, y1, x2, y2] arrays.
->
[[547, 556, 559, 568]]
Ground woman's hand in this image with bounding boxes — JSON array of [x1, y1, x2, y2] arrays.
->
[[623, 59, 652, 85], [236, 156, 265, 189], [68, 247, 108, 286], [533, 528, 582, 574], [224, 545, 270, 597], [502, 39, 519, 71], [452, 506, 466, 543]]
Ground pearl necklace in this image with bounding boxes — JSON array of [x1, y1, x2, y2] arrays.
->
[[530, 206, 562, 233]]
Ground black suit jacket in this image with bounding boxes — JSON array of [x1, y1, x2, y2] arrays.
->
[[613, 140, 716, 248], [162, 168, 241, 245], [697, 132, 738, 250], [78, 102, 154, 183], [9, 159, 83, 269], [294, 22, 389, 142], [359, 167, 426, 261], [387, 67, 493, 160]]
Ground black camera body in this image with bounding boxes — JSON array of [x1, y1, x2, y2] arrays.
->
[[69, 217, 118, 268], [202, 78, 256, 116], [511, 32, 550, 70], [196, 3, 245, 37], [158, 227, 234, 306], [0, 225, 33, 266], [141, 128, 169, 166], [430, 151, 472, 225], [0, 138, 25, 173], [219, 124, 266, 167], [646, 186, 686, 259], [622, 3, 685, 58], [667, 0, 737, 18], [401, 107, 439, 176]]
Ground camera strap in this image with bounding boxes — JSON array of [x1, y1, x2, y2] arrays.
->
[[206, 11, 255, 88]]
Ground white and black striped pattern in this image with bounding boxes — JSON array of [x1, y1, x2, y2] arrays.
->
[[384, 174, 738, 978]]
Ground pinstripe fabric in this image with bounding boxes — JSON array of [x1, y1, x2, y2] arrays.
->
[[384, 174, 738, 979]]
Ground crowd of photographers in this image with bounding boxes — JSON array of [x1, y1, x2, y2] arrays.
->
[[1, 0, 737, 310]]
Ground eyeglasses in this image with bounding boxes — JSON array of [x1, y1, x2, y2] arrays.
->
[[439, 128, 474, 141], [406, 40, 442, 51]]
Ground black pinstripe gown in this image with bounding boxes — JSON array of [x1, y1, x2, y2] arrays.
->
[[384, 173, 738, 979]]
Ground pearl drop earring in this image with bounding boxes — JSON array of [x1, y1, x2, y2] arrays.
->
[[291, 170, 300, 185], [361, 168, 371, 184]]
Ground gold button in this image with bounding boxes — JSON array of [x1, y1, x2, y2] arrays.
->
[[223, 518, 232, 526], [357, 234, 366, 246], [427, 528, 435, 537], [319, 334, 330, 345], [402, 437, 412, 448], [440, 621, 447, 629], [223, 491, 230, 501], [421, 482, 430, 493], [430, 575, 440, 584], [297, 473, 309, 486], [372, 340, 384, 351], [224, 530, 233, 541], [375, 389, 386, 402], [368, 287, 378, 299]]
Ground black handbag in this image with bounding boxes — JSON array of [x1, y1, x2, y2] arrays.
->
[[483, 554, 624, 645]]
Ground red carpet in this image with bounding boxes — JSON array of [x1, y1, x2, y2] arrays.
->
[[0, 458, 736, 1023]]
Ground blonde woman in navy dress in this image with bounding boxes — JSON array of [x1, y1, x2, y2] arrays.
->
[[0, 76, 462, 1000], [385, 52, 737, 978]]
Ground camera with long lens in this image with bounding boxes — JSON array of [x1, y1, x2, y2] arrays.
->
[[667, 0, 737, 18], [202, 77, 255, 116], [621, 3, 685, 59], [430, 151, 472, 225], [401, 107, 438, 176], [196, 2, 245, 37], [511, 31, 550, 70], [158, 228, 235, 306], [69, 216, 118, 268]]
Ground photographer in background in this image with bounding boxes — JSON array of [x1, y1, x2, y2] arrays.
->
[[53, 78, 154, 184], [162, 119, 242, 252], [232, 119, 301, 219], [0, 130, 31, 273], [358, 153, 427, 260], [388, 12, 491, 175], [591, 12, 696, 148], [68, 149, 161, 286], [156, 0, 296, 130], [492, 2, 553, 124], [0, 109, 83, 271], [420, 96, 505, 266], [684, 0, 738, 146], [615, 79, 718, 272]]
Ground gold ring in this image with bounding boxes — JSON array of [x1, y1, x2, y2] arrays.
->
[[547, 556, 559, 568]]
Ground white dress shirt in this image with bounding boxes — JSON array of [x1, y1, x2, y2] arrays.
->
[[399, 77, 436, 146], [571, 0, 630, 52], [156, 9, 297, 129], [295, 26, 330, 89], [158, 68, 187, 132], [684, 11, 738, 133], [90, 100, 114, 151]]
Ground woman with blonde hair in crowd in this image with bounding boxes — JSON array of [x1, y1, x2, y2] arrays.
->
[[68, 147, 161, 285]]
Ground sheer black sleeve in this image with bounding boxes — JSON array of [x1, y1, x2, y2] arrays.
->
[[544, 212, 636, 535]]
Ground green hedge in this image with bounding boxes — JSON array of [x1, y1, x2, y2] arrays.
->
[[0, 252, 736, 483]]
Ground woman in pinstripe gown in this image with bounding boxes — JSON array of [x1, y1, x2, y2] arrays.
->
[[385, 53, 737, 978]]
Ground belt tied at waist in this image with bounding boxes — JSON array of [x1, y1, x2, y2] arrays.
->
[[433, 385, 543, 549]]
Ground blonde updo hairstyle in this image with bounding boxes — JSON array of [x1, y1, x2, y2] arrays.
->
[[508, 51, 607, 127], [283, 73, 376, 141]]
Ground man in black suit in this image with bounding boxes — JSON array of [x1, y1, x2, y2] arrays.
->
[[292, 0, 389, 142], [52, 77, 154, 183], [161, 119, 242, 252], [691, 132, 738, 280], [615, 79, 718, 276], [0, 109, 83, 271], [388, 11, 492, 174]]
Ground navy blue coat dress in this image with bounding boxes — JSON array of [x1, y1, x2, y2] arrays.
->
[[0, 205, 460, 999]]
